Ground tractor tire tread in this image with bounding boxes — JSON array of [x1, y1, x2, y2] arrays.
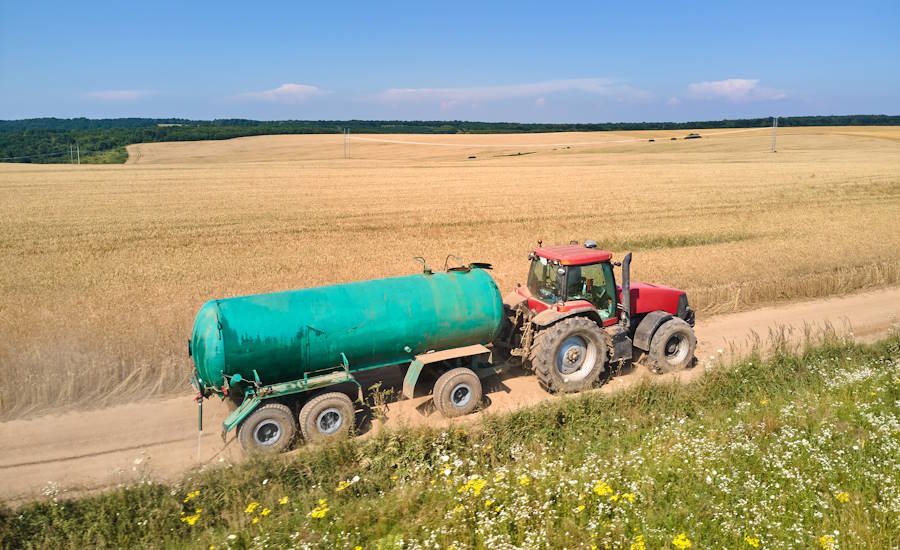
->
[[529, 317, 606, 393]]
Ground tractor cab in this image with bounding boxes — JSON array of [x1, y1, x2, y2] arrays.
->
[[520, 242, 618, 325]]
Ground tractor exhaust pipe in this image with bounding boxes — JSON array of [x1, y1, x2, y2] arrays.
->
[[621, 252, 632, 331]]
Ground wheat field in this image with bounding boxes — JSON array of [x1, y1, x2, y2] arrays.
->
[[1, 127, 898, 419]]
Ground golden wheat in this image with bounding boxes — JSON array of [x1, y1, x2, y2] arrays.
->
[[1, 126, 898, 418]]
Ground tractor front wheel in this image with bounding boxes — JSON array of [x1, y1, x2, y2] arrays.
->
[[647, 317, 696, 373], [530, 317, 607, 393]]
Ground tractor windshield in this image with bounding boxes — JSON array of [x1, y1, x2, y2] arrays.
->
[[565, 262, 616, 319], [527, 257, 561, 303]]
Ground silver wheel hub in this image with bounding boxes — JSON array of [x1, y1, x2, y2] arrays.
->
[[664, 335, 688, 365], [316, 407, 343, 435], [449, 382, 472, 408], [555, 335, 598, 381], [253, 420, 282, 446]]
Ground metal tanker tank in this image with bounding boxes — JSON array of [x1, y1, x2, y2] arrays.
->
[[190, 266, 504, 393]]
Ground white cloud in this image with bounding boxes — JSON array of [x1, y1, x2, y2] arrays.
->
[[83, 90, 153, 101], [377, 78, 648, 104], [237, 83, 328, 103], [667, 96, 681, 106], [686, 79, 786, 102]]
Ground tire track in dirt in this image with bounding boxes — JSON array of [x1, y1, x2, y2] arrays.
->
[[1, 287, 897, 504]]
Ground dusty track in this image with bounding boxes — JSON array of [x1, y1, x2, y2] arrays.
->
[[2, 288, 898, 504]]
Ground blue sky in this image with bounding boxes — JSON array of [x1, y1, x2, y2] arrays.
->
[[1, 1, 897, 122]]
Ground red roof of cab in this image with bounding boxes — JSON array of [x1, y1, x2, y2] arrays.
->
[[535, 245, 612, 265]]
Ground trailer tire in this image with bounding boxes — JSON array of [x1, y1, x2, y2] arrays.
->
[[433, 367, 482, 418], [530, 316, 606, 393], [237, 403, 297, 453], [299, 392, 356, 444], [647, 317, 696, 373]]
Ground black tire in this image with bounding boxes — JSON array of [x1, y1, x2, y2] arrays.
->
[[433, 367, 482, 418], [298, 392, 356, 444], [237, 403, 297, 453], [647, 317, 696, 373], [530, 316, 607, 393]]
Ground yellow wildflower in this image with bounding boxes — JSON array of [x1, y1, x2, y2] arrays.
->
[[760, 398, 769, 406], [819, 534, 836, 550], [260, 508, 271, 517], [493, 472, 505, 483], [183, 490, 200, 503], [745, 535, 760, 548], [672, 532, 692, 550], [518, 474, 531, 486], [575, 504, 585, 513], [430, 479, 436, 485], [593, 481, 613, 497], [453, 504, 465, 514], [835, 491, 850, 503], [180, 509, 201, 526], [494, 506, 501, 512], [391, 475, 398, 481], [244, 501, 259, 514], [279, 496, 289, 505], [336, 480, 352, 492], [310, 498, 329, 519], [623, 492, 636, 503], [251, 517, 259, 525], [630, 534, 645, 550], [609, 493, 620, 503], [485, 499, 494, 508], [458, 477, 487, 496], [355, 547, 362, 550]]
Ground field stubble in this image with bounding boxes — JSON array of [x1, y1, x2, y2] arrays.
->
[[0, 127, 898, 419]]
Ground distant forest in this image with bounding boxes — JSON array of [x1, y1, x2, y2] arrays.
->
[[2, 114, 898, 163]]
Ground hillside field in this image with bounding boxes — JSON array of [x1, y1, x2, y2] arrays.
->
[[1, 126, 899, 419]]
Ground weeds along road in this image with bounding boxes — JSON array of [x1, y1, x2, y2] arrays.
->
[[1, 287, 898, 504]]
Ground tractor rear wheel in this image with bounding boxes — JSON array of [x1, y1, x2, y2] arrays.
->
[[299, 392, 356, 444], [433, 367, 482, 418], [647, 317, 696, 373], [530, 317, 606, 393], [237, 403, 297, 453]]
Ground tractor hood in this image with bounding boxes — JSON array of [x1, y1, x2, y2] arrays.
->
[[616, 282, 685, 316]]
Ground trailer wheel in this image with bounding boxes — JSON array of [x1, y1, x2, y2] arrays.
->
[[237, 403, 297, 453], [647, 317, 696, 373], [299, 392, 356, 444], [530, 317, 606, 393], [433, 367, 482, 418]]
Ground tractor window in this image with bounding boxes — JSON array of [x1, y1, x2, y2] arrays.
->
[[527, 257, 560, 303], [565, 263, 616, 319]]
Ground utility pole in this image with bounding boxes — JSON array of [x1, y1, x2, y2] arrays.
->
[[76, 143, 81, 165], [70, 144, 74, 164], [771, 116, 778, 153]]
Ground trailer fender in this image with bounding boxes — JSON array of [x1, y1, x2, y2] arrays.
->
[[633, 310, 673, 351], [222, 394, 262, 439], [401, 344, 491, 400]]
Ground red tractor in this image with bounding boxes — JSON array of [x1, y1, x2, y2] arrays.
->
[[494, 240, 697, 391]]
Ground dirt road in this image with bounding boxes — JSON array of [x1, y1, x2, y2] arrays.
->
[[2, 288, 898, 504]]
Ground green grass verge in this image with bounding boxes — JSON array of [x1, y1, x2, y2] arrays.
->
[[2, 335, 898, 549]]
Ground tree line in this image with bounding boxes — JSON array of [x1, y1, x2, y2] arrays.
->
[[2, 114, 898, 163]]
